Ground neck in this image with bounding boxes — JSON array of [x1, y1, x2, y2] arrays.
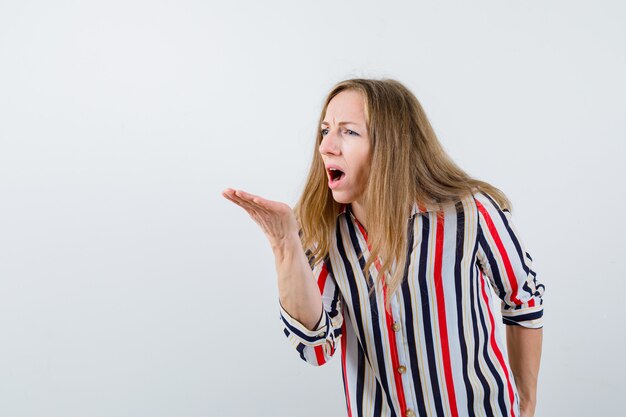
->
[[350, 200, 367, 230]]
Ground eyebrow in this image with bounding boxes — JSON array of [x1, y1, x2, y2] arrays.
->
[[321, 121, 360, 127]]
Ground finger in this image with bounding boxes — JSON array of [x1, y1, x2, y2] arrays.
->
[[223, 189, 243, 204], [234, 189, 258, 199], [222, 188, 239, 202], [234, 190, 283, 214], [229, 193, 267, 218], [235, 189, 271, 205], [222, 190, 235, 202], [222, 189, 235, 200], [233, 189, 263, 207], [232, 190, 273, 214], [224, 191, 257, 213], [223, 193, 249, 212]]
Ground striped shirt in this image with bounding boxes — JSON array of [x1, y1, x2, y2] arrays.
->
[[279, 192, 545, 417]]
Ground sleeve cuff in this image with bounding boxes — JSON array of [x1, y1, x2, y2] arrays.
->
[[501, 305, 544, 328], [279, 301, 329, 346]]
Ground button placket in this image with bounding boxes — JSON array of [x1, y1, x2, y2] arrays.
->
[[391, 295, 408, 371], [391, 291, 416, 414]]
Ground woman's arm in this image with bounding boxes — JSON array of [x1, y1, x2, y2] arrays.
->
[[273, 232, 323, 329], [222, 188, 322, 329], [474, 192, 546, 416], [506, 326, 543, 417]]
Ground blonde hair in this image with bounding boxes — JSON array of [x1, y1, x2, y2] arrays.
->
[[294, 78, 511, 310]]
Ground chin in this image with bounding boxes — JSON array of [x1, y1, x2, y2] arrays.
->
[[330, 191, 355, 204]]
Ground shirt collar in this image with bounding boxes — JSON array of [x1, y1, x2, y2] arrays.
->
[[410, 201, 438, 216], [337, 201, 438, 219]]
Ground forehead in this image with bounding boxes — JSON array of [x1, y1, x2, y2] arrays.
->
[[323, 89, 367, 125]]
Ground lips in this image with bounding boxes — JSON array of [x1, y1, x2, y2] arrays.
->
[[326, 164, 346, 189]]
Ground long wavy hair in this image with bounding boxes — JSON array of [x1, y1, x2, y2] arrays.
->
[[294, 78, 511, 310]]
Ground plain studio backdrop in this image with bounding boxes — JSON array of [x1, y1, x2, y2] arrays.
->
[[1, 1, 624, 416]]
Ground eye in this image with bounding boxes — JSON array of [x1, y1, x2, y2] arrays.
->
[[321, 128, 329, 136], [345, 129, 359, 136]]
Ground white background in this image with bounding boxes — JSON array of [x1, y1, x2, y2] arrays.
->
[[1, 1, 625, 416]]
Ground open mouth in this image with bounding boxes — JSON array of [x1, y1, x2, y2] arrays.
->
[[328, 168, 345, 181], [328, 168, 345, 183]]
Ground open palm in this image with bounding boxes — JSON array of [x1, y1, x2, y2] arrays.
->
[[222, 188, 300, 248]]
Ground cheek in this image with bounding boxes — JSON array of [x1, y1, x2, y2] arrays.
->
[[357, 150, 371, 173], [354, 155, 371, 184]]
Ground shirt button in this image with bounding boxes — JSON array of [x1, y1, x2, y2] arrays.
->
[[406, 409, 416, 417], [397, 365, 407, 374], [392, 321, 401, 332]]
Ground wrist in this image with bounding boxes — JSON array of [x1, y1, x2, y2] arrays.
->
[[520, 398, 536, 417], [271, 233, 302, 258]]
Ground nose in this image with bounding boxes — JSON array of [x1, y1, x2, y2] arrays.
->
[[318, 129, 340, 156]]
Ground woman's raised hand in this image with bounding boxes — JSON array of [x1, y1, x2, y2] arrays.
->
[[221, 188, 300, 250], [222, 188, 322, 328]]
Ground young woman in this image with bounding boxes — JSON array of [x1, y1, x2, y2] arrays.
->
[[222, 79, 544, 417]]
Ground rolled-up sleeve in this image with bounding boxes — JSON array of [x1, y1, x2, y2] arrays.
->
[[475, 192, 545, 328], [279, 255, 343, 366]]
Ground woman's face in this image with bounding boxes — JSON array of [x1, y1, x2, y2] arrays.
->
[[319, 89, 371, 205]]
